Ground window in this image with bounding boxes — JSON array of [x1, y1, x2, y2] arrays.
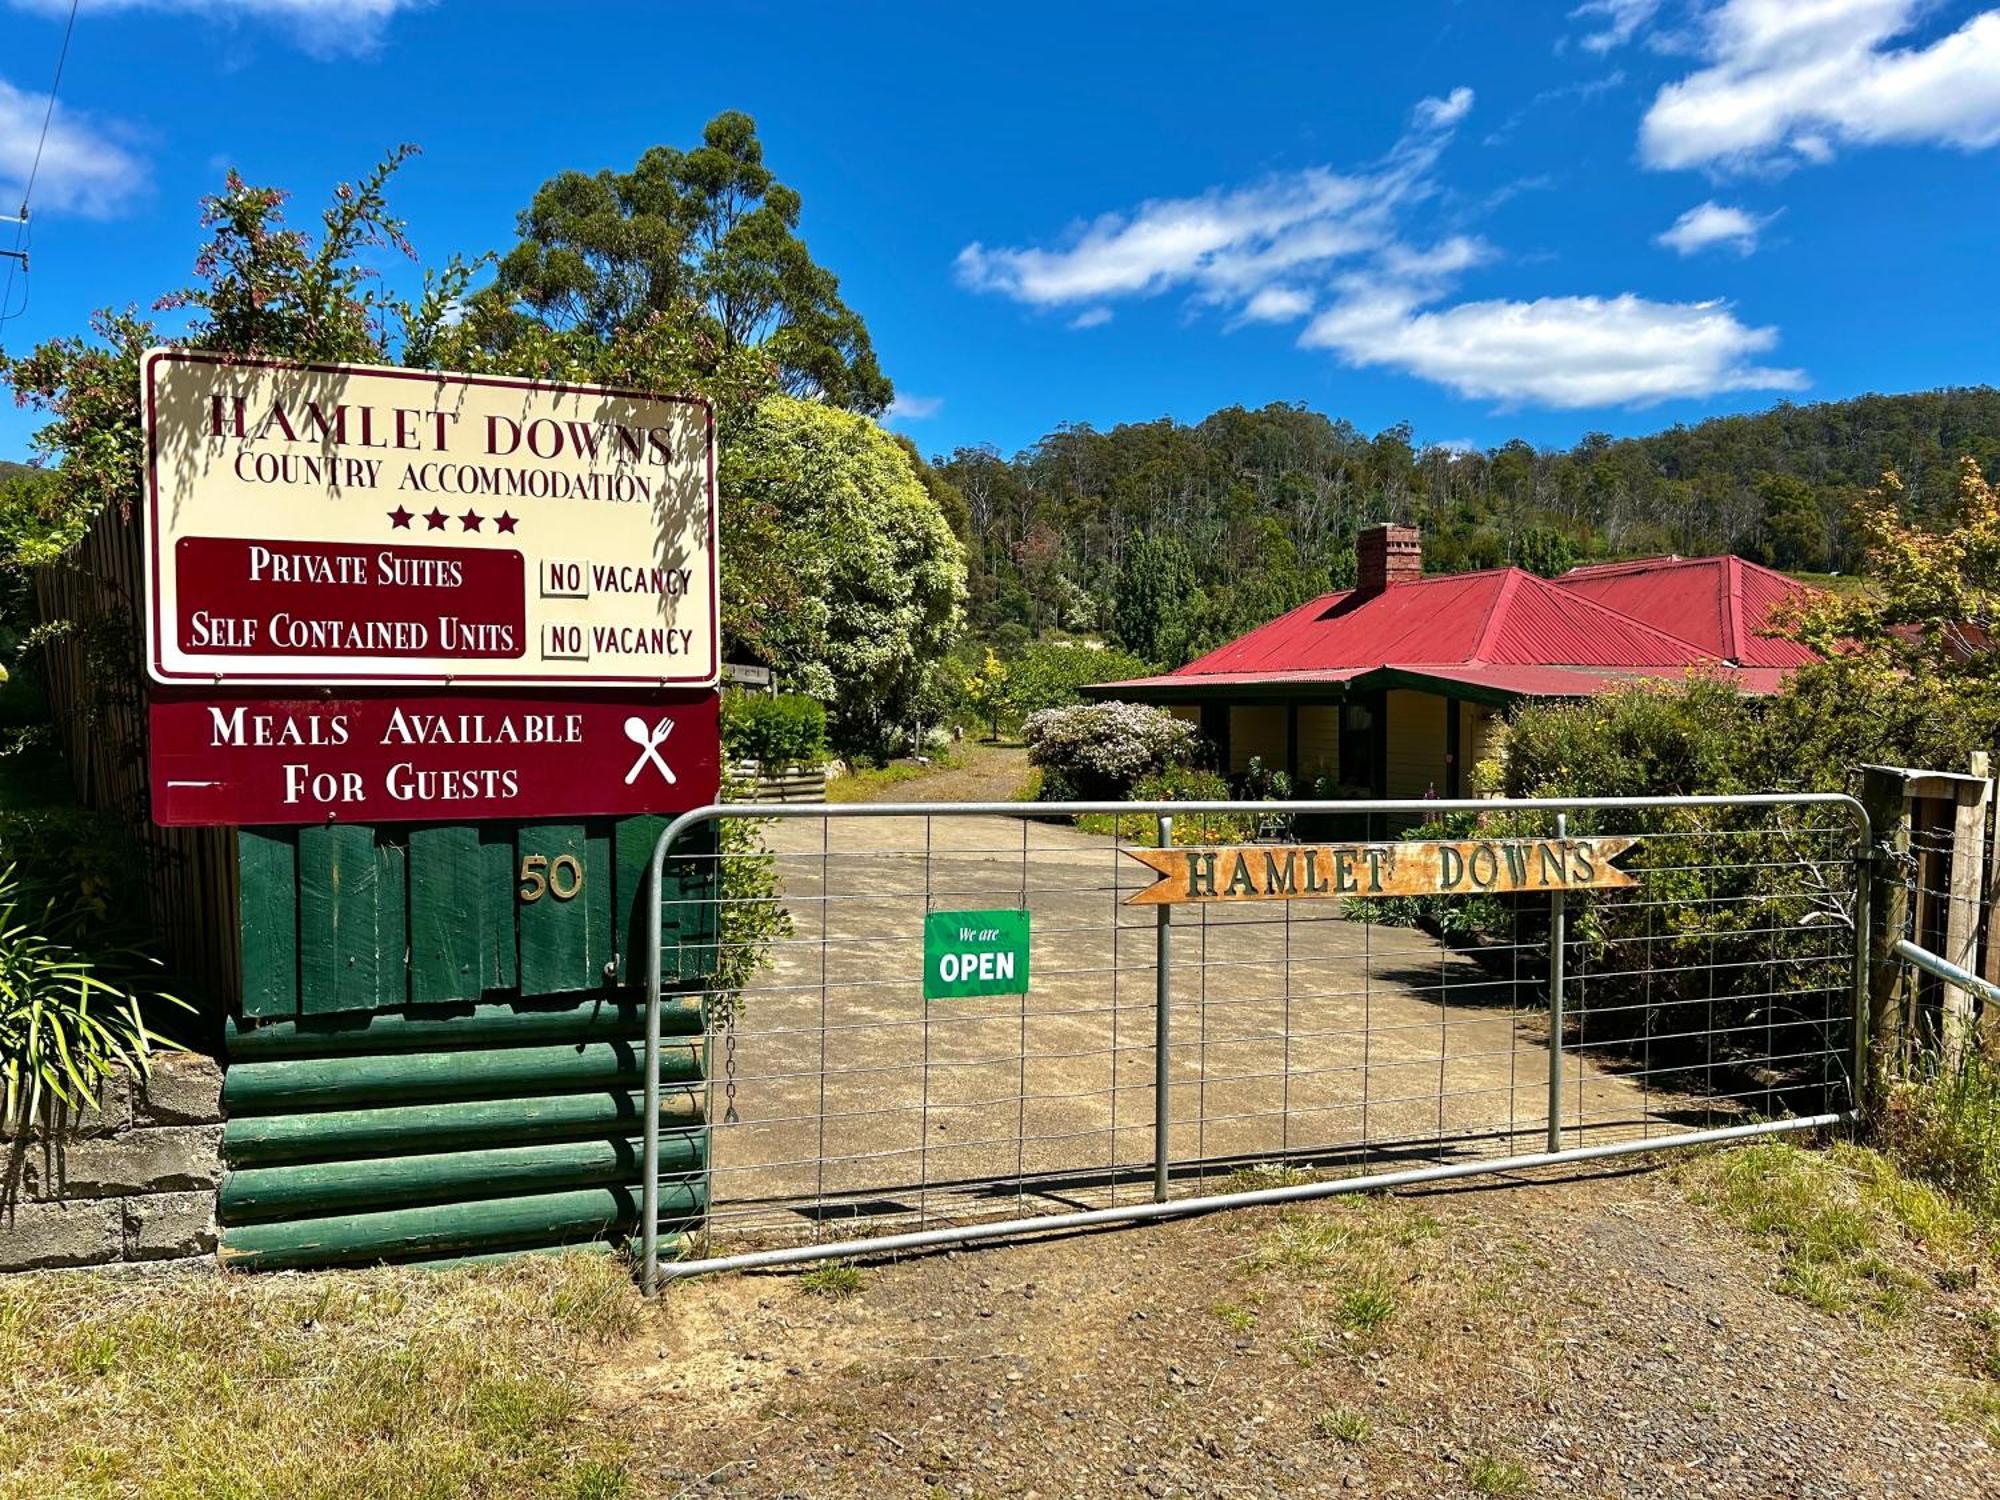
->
[[1338, 700, 1378, 793]]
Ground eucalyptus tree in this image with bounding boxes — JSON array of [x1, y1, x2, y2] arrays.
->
[[481, 111, 891, 415]]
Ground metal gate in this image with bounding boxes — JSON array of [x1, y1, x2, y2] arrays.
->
[[639, 793, 1868, 1290]]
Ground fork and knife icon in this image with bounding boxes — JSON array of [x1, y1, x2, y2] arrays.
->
[[622, 715, 678, 785]]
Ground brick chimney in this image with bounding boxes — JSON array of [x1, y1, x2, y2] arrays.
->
[[1355, 523, 1421, 593]]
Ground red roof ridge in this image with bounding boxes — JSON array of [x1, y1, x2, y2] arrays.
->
[[1470, 568, 1525, 663], [1561, 554, 1696, 579], [1720, 555, 1744, 661]]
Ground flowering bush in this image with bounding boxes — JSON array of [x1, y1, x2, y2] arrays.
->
[[1022, 700, 1206, 801]]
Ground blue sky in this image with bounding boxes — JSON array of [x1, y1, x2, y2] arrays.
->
[[0, 0, 1996, 464]]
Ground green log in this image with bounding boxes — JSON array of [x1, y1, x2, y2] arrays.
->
[[218, 1182, 705, 1271], [223, 1039, 701, 1114], [222, 1086, 704, 1167], [219, 1132, 707, 1224], [225, 996, 702, 1059], [221, 1087, 704, 1167]]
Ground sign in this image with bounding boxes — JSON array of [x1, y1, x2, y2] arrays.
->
[[141, 350, 718, 687], [924, 909, 1031, 1000], [1124, 837, 1638, 906], [147, 689, 719, 826]]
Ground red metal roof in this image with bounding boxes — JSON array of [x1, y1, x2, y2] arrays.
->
[[1556, 555, 1820, 668], [1174, 566, 1713, 677], [1093, 554, 1822, 701]]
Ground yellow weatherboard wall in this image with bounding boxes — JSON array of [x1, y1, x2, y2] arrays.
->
[[1385, 690, 1448, 799], [1228, 705, 1286, 774]]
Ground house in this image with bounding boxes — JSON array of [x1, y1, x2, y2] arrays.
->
[[1083, 524, 1820, 798]]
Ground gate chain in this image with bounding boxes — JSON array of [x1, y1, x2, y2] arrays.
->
[[722, 1002, 740, 1124]]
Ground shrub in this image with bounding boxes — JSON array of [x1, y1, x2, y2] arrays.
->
[[720, 691, 827, 770], [1002, 641, 1150, 721], [1093, 765, 1257, 845], [0, 865, 185, 1129], [1022, 700, 1205, 801], [722, 396, 966, 754]]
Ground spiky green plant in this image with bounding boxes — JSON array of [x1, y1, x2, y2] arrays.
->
[[0, 865, 185, 1128]]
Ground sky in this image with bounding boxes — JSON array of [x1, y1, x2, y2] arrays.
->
[[0, 0, 1996, 465]]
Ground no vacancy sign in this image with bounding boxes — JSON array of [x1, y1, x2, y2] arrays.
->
[[142, 350, 718, 687], [139, 351, 725, 826]]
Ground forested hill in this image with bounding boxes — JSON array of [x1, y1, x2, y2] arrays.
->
[[931, 387, 2000, 665]]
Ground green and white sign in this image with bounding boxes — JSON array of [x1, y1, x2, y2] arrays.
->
[[923, 908, 1031, 1000]]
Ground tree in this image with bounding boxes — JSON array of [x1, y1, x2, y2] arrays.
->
[[961, 648, 1010, 740], [482, 111, 891, 414], [1512, 525, 1578, 578], [724, 396, 966, 752], [1756, 472, 1825, 571], [1113, 532, 1198, 668]]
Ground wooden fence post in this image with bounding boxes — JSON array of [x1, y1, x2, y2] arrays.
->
[[1859, 766, 1911, 1114], [1942, 752, 1991, 1067]]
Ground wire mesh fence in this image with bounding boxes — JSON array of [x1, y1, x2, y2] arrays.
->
[[644, 794, 1866, 1280]]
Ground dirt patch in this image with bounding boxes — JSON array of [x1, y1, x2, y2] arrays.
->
[[834, 743, 1034, 806], [595, 1156, 2000, 1499]]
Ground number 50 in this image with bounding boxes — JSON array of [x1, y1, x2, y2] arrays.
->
[[519, 852, 585, 903]]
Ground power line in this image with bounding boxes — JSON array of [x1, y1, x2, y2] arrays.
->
[[1, 0, 83, 331]]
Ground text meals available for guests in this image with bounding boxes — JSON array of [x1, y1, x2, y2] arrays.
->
[[142, 351, 719, 687]]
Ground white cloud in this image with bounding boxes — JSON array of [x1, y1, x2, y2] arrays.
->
[[1302, 282, 1804, 408], [0, 77, 143, 216], [1236, 286, 1314, 324], [885, 393, 943, 422], [8, 0, 428, 56], [1412, 86, 1474, 129], [955, 75, 1804, 410], [954, 87, 1472, 317], [1656, 199, 1772, 255], [1641, 0, 2000, 171], [1569, 0, 1662, 54]]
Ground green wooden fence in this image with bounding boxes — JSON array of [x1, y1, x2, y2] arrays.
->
[[220, 814, 716, 1269]]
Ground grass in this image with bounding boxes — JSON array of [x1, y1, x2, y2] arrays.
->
[[1465, 1452, 1533, 1496], [1252, 1210, 1357, 1274], [1336, 1279, 1398, 1333], [797, 1262, 866, 1300], [1685, 1140, 1978, 1318], [1880, 1051, 2000, 1225], [0, 1251, 644, 1500], [1210, 1300, 1258, 1333], [1073, 810, 1259, 847], [825, 748, 962, 803], [1313, 1406, 1372, 1445], [1221, 1161, 1317, 1192]]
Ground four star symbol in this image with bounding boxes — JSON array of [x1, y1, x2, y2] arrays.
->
[[394, 506, 521, 535]]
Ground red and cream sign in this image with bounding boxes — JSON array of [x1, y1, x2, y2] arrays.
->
[[147, 690, 720, 826], [142, 351, 718, 687]]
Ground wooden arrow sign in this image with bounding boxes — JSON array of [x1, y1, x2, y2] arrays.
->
[[1123, 837, 1639, 906]]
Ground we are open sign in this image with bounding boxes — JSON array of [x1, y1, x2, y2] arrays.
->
[[924, 909, 1031, 1000]]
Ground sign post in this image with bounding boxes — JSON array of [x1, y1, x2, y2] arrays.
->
[[1123, 836, 1638, 906], [140, 350, 722, 826]]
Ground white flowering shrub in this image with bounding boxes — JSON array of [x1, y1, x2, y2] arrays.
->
[[1022, 700, 1207, 800]]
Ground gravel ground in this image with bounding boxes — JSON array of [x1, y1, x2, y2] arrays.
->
[[596, 1157, 2000, 1498]]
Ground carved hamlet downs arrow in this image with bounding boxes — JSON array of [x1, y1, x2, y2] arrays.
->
[[1123, 837, 1640, 906]]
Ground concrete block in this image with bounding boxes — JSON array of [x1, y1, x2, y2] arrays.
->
[[133, 1056, 224, 1127], [57, 1125, 225, 1199], [0, 1197, 123, 1270], [0, 1074, 128, 1142], [124, 1191, 217, 1262]]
